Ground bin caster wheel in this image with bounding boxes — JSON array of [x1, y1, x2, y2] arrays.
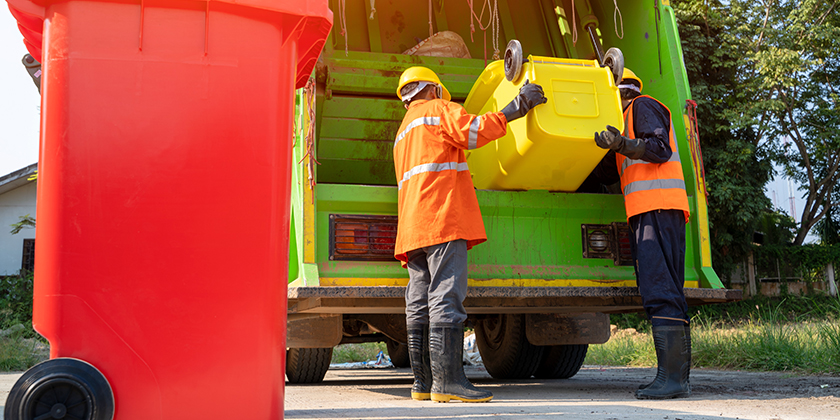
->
[[4, 358, 115, 420], [504, 39, 524, 82], [603, 47, 624, 84]]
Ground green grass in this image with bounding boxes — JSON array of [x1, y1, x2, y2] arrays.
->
[[610, 294, 840, 332], [331, 342, 387, 364], [692, 294, 840, 324], [691, 318, 840, 374], [584, 329, 655, 367], [0, 327, 48, 371], [587, 316, 840, 375]]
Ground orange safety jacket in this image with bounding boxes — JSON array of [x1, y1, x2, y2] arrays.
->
[[393, 99, 508, 267], [616, 96, 690, 222]]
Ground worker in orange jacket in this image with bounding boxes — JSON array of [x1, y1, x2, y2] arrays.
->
[[394, 66, 546, 403], [591, 68, 692, 399]]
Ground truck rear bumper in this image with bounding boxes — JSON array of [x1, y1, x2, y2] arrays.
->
[[288, 286, 742, 315]]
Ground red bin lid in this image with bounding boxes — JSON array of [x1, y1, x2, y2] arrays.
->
[[4, 0, 333, 89]]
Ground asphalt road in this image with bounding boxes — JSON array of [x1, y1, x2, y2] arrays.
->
[[285, 366, 840, 420], [3, 366, 840, 419]]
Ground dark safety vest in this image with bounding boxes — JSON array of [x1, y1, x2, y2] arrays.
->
[[616, 95, 690, 222]]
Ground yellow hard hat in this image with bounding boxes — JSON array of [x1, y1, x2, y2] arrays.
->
[[396, 66, 451, 101], [620, 68, 643, 92]]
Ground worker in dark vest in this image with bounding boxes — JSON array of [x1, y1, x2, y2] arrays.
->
[[592, 68, 692, 399]]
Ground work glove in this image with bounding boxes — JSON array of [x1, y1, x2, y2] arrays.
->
[[595, 125, 645, 159], [500, 80, 548, 123]]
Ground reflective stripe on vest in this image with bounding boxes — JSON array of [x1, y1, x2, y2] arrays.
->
[[468, 116, 480, 150], [394, 116, 441, 148], [623, 178, 686, 195], [398, 161, 470, 190]]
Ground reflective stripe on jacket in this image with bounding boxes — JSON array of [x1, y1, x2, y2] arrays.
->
[[393, 99, 507, 266], [616, 95, 690, 222]]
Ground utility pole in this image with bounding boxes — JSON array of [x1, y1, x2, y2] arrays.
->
[[788, 178, 797, 224]]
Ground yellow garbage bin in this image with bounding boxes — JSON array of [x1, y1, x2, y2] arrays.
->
[[464, 56, 624, 191]]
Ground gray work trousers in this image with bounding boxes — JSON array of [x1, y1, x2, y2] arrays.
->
[[405, 240, 468, 325]]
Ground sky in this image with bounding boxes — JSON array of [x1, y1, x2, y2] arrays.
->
[[0, 9, 40, 177]]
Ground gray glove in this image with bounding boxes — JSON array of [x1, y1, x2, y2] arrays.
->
[[595, 125, 645, 159], [501, 81, 548, 123]]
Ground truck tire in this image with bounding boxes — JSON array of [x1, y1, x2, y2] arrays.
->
[[286, 347, 333, 384], [533, 344, 589, 379], [475, 314, 545, 379], [386, 338, 410, 368]]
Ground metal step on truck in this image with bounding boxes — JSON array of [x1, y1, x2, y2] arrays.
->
[[284, 0, 741, 384]]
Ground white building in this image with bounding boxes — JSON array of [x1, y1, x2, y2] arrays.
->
[[0, 163, 37, 275]]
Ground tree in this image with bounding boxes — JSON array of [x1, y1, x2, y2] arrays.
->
[[813, 204, 840, 245], [673, 0, 774, 277], [730, 0, 840, 245], [10, 214, 36, 235], [756, 210, 796, 245]]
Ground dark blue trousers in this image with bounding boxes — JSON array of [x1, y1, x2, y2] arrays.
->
[[629, 209, 688, 327]]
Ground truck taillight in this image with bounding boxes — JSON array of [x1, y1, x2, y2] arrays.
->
[[329, 214, 398, 261], [581, 223, 633, 266], [614, 223, 633, 266]]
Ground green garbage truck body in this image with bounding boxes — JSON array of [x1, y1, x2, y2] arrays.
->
[[285, 0, 740, 383]]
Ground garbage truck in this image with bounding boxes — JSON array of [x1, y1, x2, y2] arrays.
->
[[285, 0, 741, 383]]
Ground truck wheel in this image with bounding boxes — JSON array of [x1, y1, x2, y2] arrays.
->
[[475, 314, 545, 379], [4, 358, 114, 420], [385, 338, 410, 368], [286, 348, 333, 384], [533, 344, 589, 379]]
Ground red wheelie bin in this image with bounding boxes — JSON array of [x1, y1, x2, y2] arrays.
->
[[4, 0, 332, 419]]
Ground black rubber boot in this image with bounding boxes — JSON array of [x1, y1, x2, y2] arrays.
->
[[684, 324, 691, 388], [429, 323, 493, 403], [635, 325, 691, 399], [638, 324, 691, 390], [407, 323, 432, 400]]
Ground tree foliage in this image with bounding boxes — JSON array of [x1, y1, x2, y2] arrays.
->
[[754, 243, 840, 281], [814, 205, 840, 245], [0, 273, 34, 329], [728, 0, 840, 245], [756, 210, 796, 246], [673, 0, 840, 279], [10, 214, 36, 235], [673, 0, 773, 278]]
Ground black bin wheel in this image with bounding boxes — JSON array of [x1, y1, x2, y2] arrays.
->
[[504, 39, 524, 82], [602, 47, 625, 85], [385, 338, 410, 368], [4, 358, 115, 420]]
